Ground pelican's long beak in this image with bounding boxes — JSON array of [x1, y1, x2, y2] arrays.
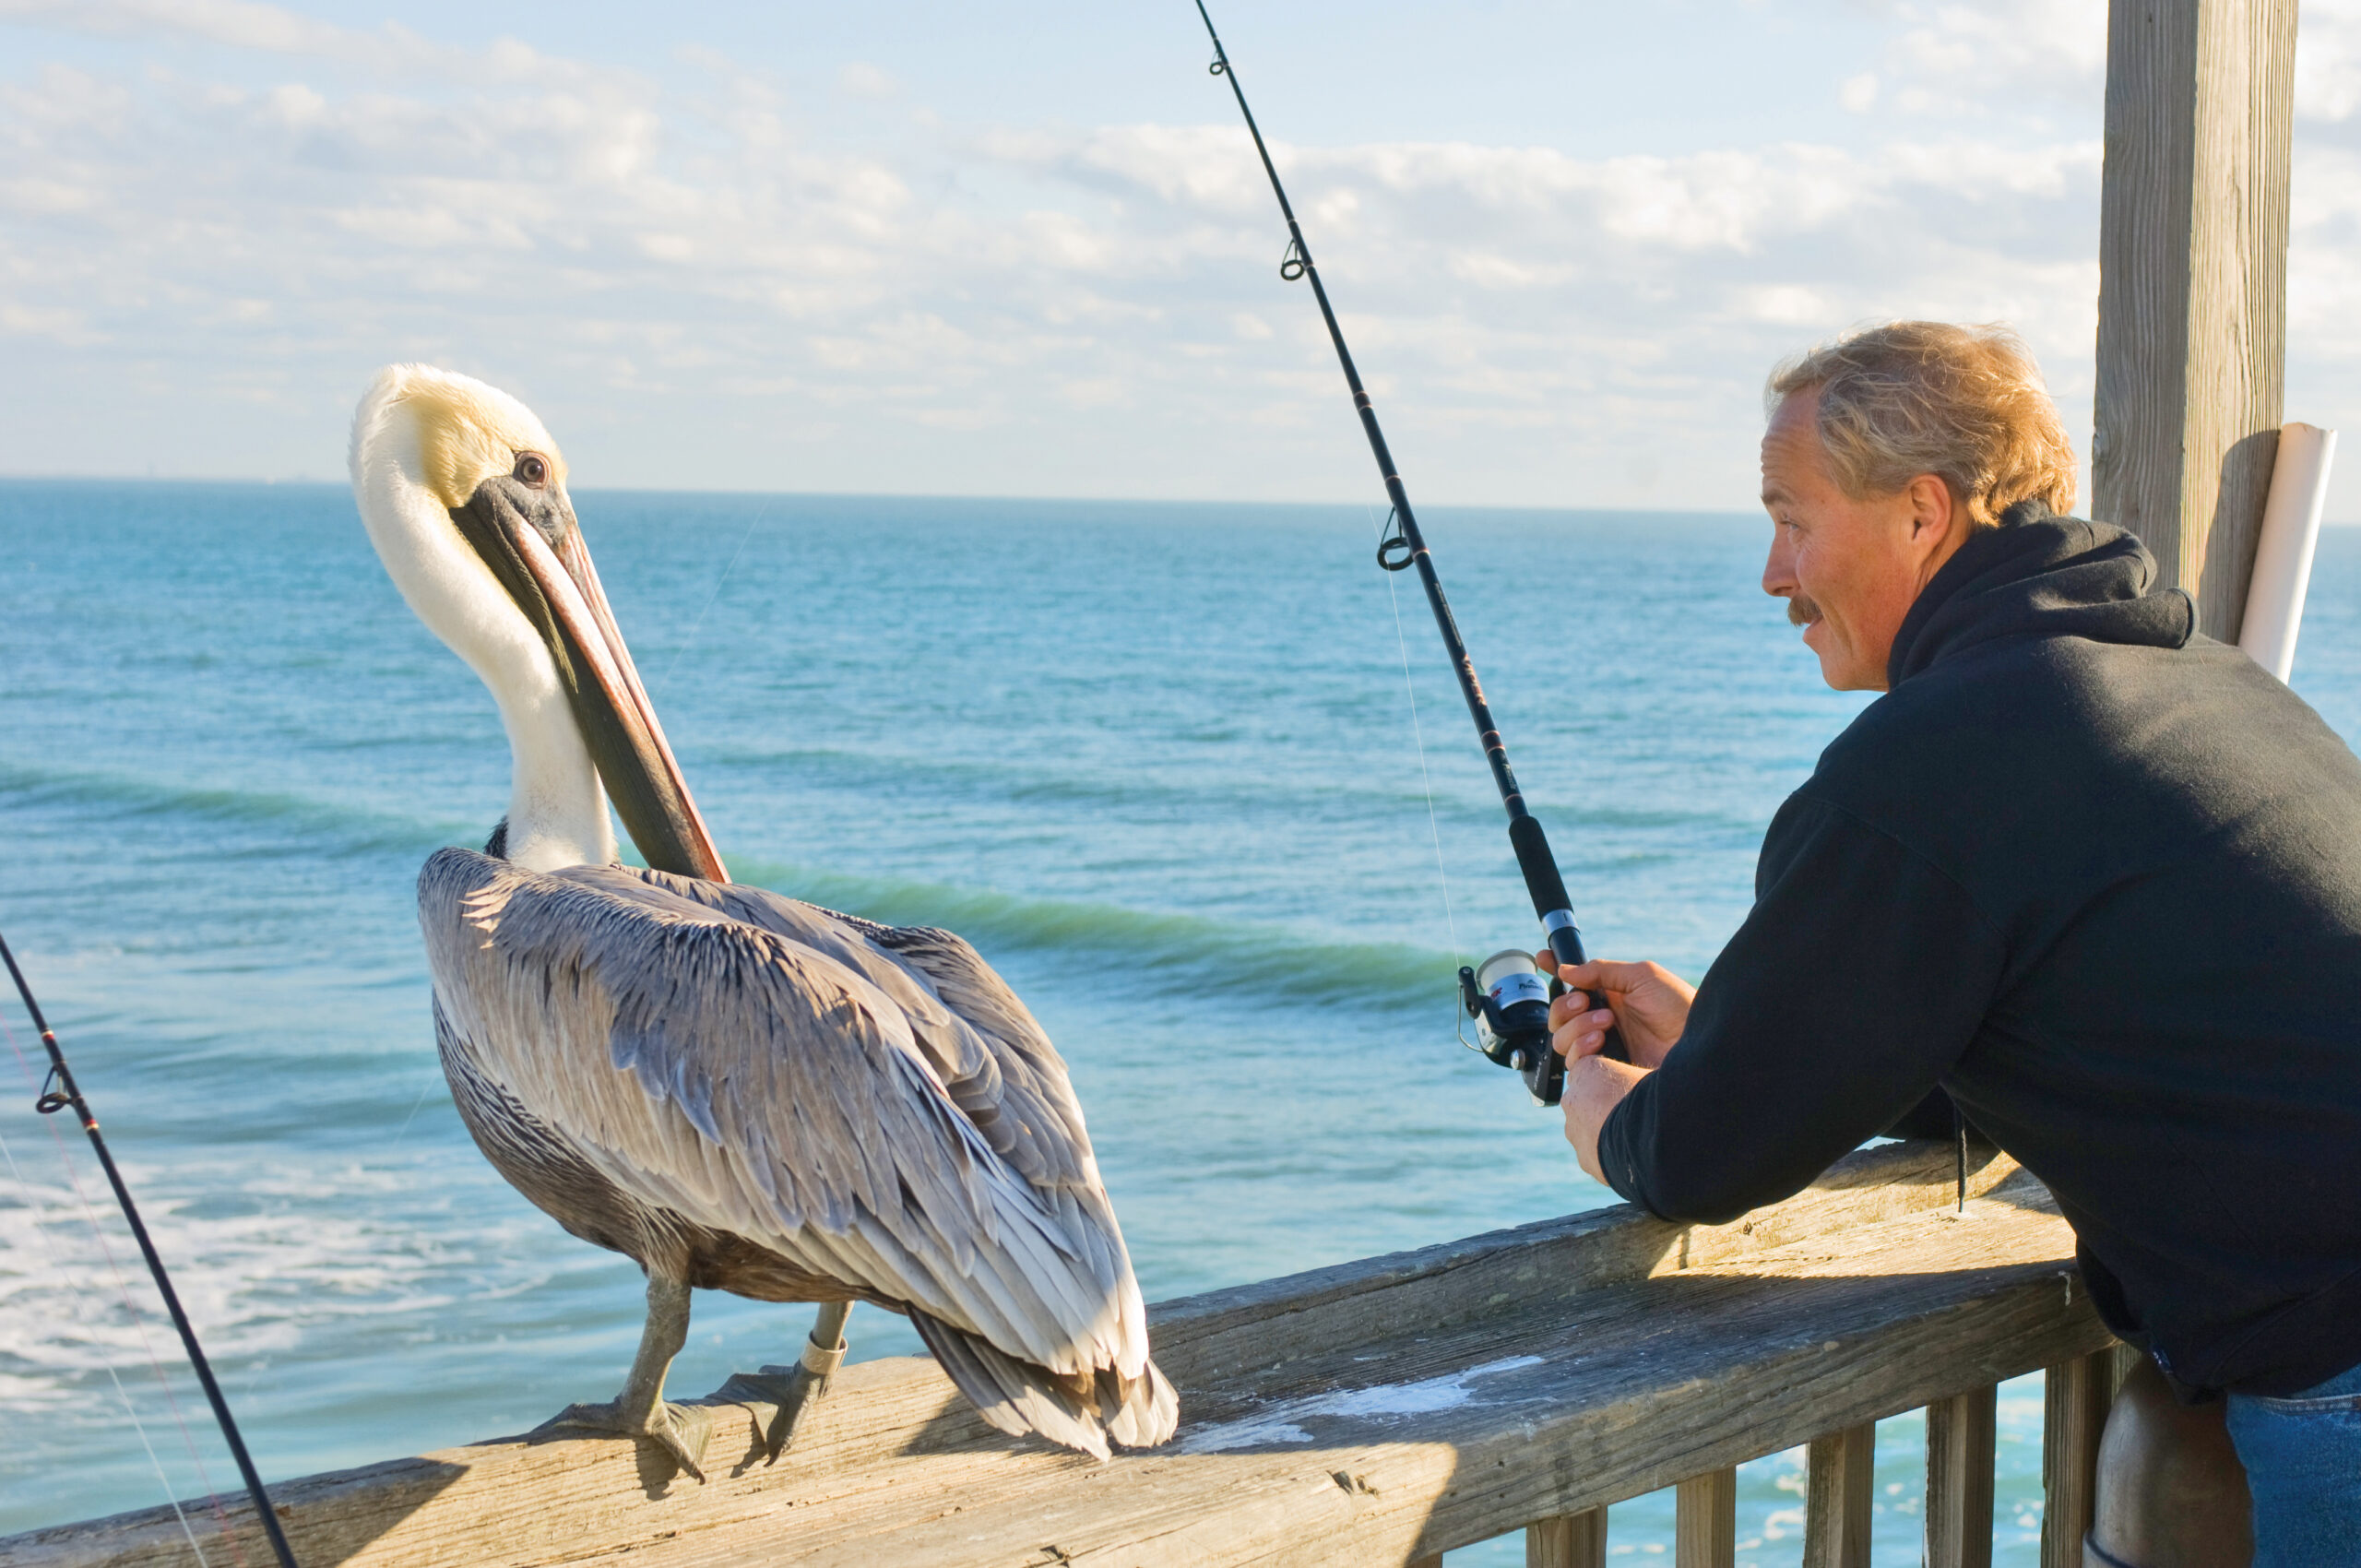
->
[[449, 476, 730, 883]]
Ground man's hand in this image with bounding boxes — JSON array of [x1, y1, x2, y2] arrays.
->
[[1536, 956, 1695, 1070], [1562, 1055, 1650, 1183], [1536, 956, 1696, 1183]]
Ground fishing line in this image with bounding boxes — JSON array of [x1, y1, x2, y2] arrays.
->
[[655, 499, 770, 698], [387, 1072, 442, 1146], [0, 1116, 213, 1568], [0, 1006, 241, 1568], [0, 929, 299, 1568]]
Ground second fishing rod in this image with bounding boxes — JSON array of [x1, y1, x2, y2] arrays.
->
[[0, 927, 301, 1568], [1193, 0, 1623, 1104]]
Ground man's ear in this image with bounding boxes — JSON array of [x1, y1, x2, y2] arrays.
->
[[1905, 473, 1956, 547]]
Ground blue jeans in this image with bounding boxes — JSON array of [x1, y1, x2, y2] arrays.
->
[[2225, 1359, 2361, 1566]]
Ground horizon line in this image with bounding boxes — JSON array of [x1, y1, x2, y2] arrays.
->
[[0, 474, 1774, 519], [5, 474, 2355, 528]]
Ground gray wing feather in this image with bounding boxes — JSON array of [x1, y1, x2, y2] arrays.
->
[[418, 849, 1147, 1380], [622, 870, 1152, 1363]]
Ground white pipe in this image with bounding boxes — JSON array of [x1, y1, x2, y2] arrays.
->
[[2239, 422, 2338, 683]]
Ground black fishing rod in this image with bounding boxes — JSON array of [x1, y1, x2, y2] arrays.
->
[[1193, 0, 1622, 1103], [0, 926, 301, 1568]]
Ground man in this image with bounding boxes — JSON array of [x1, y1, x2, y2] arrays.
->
[[1548, 322, 2361, 1563]]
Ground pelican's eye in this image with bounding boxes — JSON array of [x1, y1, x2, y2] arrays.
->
[[513, 451, 551, 489]]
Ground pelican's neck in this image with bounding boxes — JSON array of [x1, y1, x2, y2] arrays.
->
[[491, 667, 617, 873], [351, 390, 615, 873]]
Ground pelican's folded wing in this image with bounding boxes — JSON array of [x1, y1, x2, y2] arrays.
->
[[418, 849, 1133, 1378], [612, 869, 1157, 1386], [862, 923, 1151, 1353], [622, 874, 1099, 1194]]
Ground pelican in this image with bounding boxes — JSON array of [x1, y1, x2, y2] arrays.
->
[[350, 364, 1176, 1474]]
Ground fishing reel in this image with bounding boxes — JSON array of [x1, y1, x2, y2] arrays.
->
[[1459, 948, 1567, 1107]]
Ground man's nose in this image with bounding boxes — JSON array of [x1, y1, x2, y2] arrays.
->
[[1762, 530, 1795, 598]]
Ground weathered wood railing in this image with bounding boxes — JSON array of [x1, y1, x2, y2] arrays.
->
[[2, 1140, 2121, 1568]]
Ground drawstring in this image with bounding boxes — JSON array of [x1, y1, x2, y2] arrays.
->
[[1955, 1102, 1967, 1213]]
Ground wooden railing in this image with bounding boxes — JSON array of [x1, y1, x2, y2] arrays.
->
[[1, 1140, 2120, 1568]]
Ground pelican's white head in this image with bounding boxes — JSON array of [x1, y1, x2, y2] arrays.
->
[[350, 365, 726, 881]]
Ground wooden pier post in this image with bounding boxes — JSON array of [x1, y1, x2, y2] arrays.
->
[[1675, 1469, 1737, 1568], [1926, 1386, 1998, 1568], [2093, 0, 2298, 640], [1528, 1508, 1608, 1568], [2041, 1350, 2122, 1568], [1802, 1423, 1875, 1568]]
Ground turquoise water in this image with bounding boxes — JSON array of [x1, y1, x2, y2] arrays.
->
[[2, 481, 2355, 1562]]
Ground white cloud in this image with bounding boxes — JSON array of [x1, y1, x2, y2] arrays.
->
[[0, 28, 2101, 505], [2298, 0, 2361, 122], [836, 61, 897, 101], [0, 0, 2355, 518], [1884, 0, 2108, 108], [0, 0, 358, 54]]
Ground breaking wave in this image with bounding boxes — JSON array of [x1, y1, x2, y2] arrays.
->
[[731, 857, 1466, 1015]]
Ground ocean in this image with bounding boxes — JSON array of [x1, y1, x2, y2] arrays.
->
[[3, 481, 2356, 1563]]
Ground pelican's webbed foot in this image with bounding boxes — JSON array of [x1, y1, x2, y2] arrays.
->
[[727, 1301, 852, 1463], [533, 1271, 712, 1481], [537, 1394, 714, 1480]]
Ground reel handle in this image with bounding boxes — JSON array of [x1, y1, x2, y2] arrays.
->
[[1522, 1002, 1568, 1107]]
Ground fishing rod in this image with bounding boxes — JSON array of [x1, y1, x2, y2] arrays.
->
[[0, 926, 301, 1568], [1192, 0, 1622, 1104]]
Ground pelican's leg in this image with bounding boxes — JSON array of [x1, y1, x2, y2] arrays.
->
[[732, 1301, 853, 1464], [537, 1272, 713, 1480]]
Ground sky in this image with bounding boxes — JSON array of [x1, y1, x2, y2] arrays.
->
[[3, 0, 2361, 517]]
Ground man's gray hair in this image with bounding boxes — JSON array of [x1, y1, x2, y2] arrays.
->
[[1768, 322, 2078, 527]]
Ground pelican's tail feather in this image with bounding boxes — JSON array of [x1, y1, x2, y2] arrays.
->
[[909, 1312, 1179, 1460], [1103, 1356, 1179, 1449]]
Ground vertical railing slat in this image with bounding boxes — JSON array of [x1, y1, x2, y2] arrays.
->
[[1675, 1469, 1737, 1568], [2042, 1350, 2119, 1567], [1927, 1385, 1999, 1568], [1527, 1507, 1608, 1568], [1803, 1421, 1876, 1568]]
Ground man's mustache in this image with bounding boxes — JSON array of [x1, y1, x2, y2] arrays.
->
[[1787, 593, 1821, 627]]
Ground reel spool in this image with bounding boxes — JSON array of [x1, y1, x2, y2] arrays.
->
[[1459, 948, 1566, 1106]]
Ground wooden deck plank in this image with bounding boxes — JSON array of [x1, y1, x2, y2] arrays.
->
[[1, 1144, 2108, 1568]]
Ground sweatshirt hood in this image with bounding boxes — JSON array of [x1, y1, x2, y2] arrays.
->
[[1886, 500, 2195, 687]]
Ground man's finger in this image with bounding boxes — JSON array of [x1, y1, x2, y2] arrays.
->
[[1550, 1007, 1615, 1060], [1551, 960, 1615, 1001], [1560, 957, 1674, 998], [1549, 988, 1607, 1028]]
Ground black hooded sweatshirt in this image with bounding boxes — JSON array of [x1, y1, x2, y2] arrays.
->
[[1596, 505, 2361, 1398]]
